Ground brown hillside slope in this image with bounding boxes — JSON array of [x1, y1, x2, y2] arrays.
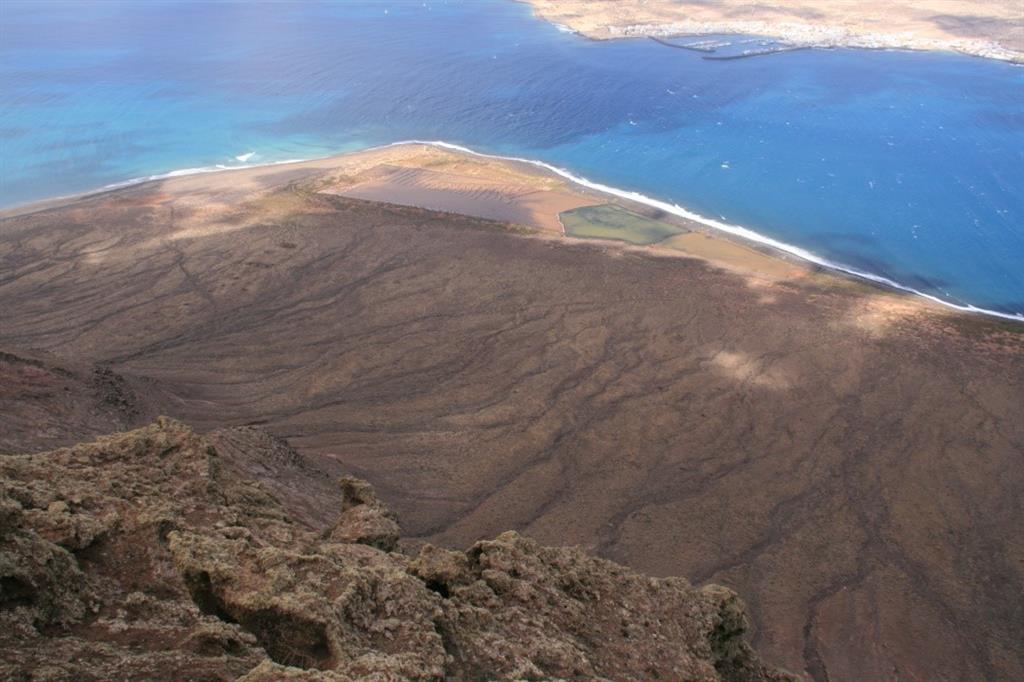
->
[[0, 419, 793, 681], [0, 152, 1022, 679], [0, 349, 161, 454]]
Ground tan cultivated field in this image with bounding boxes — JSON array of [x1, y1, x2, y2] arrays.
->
[[325, 161, 595, 234]]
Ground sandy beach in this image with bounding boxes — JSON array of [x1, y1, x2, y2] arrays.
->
[[522, 0, 1024, 63]]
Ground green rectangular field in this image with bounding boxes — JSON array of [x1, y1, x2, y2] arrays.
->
[[560, 204, 687, 245]]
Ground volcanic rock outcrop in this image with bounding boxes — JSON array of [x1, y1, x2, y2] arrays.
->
[[0, 418, 794, 681]]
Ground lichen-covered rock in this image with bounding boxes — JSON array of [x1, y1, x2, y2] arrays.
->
[[412, 532, 793, 682], [0, 418, 266, 681], [323, 476, 401, 551], [0, 490, 94, 631], [0, 419, 798, 681]]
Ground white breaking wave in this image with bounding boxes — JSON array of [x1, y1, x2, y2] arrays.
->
[[99, 157, 308, 191], [78, 138, 1021, 323], [235, 151, 256, 162]]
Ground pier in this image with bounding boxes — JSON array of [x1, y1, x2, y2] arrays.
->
[[703, 45, 810, 60], [648, 36, 727, 53]]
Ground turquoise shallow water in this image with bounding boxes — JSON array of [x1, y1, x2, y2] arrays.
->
[[2, 0, 1022, 318]]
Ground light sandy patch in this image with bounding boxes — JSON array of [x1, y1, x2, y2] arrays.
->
[[842, 293, 933, 337], [709, 350, 791, 390], [656, 232, 809, 282], [78, 236, 123, 265]]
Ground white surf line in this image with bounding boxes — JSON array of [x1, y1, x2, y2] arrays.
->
[[100, 157, 310, 191], [384, 139, 1024, 323], [2, 155, 315, 217]]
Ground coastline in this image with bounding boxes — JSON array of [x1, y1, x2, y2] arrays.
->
[[3, 139, 1022, 324], [411, 141, 1024, 323], [564, 22, 1021, 64], [521, 0, 1024, 64], [0, 157, 313, 219]]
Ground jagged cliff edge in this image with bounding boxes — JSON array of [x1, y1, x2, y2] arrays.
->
[[0, 418, 797, 681]]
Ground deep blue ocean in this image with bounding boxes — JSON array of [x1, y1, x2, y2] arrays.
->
[[2, 0, 1022, 318]]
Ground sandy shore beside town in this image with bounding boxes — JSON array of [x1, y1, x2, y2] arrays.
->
[[521, 0, 1024, 63]]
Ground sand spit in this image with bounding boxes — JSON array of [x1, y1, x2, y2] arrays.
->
[[5, 140, 1019, 321], [0, 142, 818, 292]]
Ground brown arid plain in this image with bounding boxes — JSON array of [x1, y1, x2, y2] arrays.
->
[[1, 144, 1023, 681], [522, 0, 1024, 62]]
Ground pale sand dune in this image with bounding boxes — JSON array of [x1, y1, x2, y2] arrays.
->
[[522, 0, 1024, 62]]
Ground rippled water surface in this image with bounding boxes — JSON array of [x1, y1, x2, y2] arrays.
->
[[2, 0, 1022, 316]]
